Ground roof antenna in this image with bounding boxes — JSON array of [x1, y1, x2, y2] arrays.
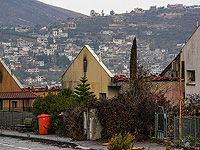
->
[[196, 19, 199, 28], [99, 52, 101, 62]]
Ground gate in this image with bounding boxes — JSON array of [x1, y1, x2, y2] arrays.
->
[[155, 106, 168, 141]]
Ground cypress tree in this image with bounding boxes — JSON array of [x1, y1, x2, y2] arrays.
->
[[130, 37, 137, 82]]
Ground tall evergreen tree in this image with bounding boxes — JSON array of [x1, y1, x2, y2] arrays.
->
[[130, 37, 137, 83], [73, 77, 94, 107]]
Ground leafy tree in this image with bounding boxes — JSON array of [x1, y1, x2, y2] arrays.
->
[[33, 24, 42, 33], [73, 77, 94, 107], [36, 54, 49, 63], [89, 67, 170, 141], [32, 88, 74, 133], [47, 37, 54, 44], [101, 10, 105, 16], [56, 55, 71, 68], [57, 88, 73, 98], [110, 10, 115, 15]]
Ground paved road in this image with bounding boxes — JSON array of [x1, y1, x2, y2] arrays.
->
[[0, 136, 74, 150], [134, 142, 166, 150], [0, 129, 167, 150], [0, 136, 167, 150]]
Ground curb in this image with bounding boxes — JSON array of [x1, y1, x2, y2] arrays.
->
[[0, 133, 94, 150]]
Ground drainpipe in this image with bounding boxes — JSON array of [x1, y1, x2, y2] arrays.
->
[[179, 51, 182, 139]]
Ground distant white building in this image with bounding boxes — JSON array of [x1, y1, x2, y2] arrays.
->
[[37, 37, 48, 44], [113, 38, 125, 45], [27, 68, 39, 73], [36, 61, 44, 67], [15, 25, 29, 32], [41, 49, 54, 55], [53, 31, 58, 37]]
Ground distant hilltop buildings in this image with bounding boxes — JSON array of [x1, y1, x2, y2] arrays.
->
[[150, 4, 200, 11], [91, 4, 200, 17]]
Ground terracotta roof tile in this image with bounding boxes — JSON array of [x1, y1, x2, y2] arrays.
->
[[0, 91, 38, 100], [114, 75, 129, 82]]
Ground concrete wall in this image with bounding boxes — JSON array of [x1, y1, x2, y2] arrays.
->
[[84, 109, 102, 140], [62, 46, 119, 99], [0, 111, 33, 126], [152, 81, 185, 106]]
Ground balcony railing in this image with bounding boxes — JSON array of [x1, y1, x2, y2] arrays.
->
[[0, 107, 33, 112]]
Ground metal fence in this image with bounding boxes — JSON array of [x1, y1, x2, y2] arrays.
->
[[174, 116, 200, 141], [0, 111, 34, 127]]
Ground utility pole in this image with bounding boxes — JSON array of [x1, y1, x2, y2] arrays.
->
[[179, 51, 182, 139]]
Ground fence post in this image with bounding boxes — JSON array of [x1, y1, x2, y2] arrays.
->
[[12, 111, 13, 127], [165, 113, 168, 137], [22, 111, 23, 125], [181, 116, 183, 139], [155, 112, 157, 139], [3, 111, 4, 126], [195, 116, 197, 139], [174, 116, 176, 141]]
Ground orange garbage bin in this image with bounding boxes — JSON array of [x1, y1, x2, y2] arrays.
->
[[37, 114, 51, 135]]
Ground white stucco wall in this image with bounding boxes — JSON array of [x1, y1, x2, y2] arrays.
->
[[182, 27, 200, 95]]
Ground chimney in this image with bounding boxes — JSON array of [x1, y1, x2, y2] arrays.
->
[[197, 19, 199, 28], [99, 52, 101, 62]]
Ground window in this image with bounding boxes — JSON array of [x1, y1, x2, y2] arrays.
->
[[187, 70, 195, 85], [0, 100, 2, 110], [99, 93, 106, 100], [12, 101, 17, 111], [190, 71, 195, 81], [83, 60, 87, 73]]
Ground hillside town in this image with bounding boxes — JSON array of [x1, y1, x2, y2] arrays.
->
[[2, 1, 200, 150], [0, 4, 199, 87]]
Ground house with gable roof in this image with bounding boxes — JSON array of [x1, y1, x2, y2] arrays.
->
[[0, 61, 37, 112], [160, 23, 200, 98], [62, 45, 122, 99]]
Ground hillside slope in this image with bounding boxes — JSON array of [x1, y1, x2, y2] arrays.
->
[[0, 0, 86, 26]]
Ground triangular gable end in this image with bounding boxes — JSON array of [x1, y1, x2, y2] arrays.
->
[[62, 45, 114, 78], [0, 61, 24, 92], [85, 45, 114, 77], [160, 25, 200, 77]]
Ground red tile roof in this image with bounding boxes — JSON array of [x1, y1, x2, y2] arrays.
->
[[114, 75, 129, 82], [0, 91, 38, 100], [150, 76, 184, 81], [25, 86, 62, 92]]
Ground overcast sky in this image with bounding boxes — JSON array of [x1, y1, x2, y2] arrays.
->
[[38, 0, 200, 15]]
